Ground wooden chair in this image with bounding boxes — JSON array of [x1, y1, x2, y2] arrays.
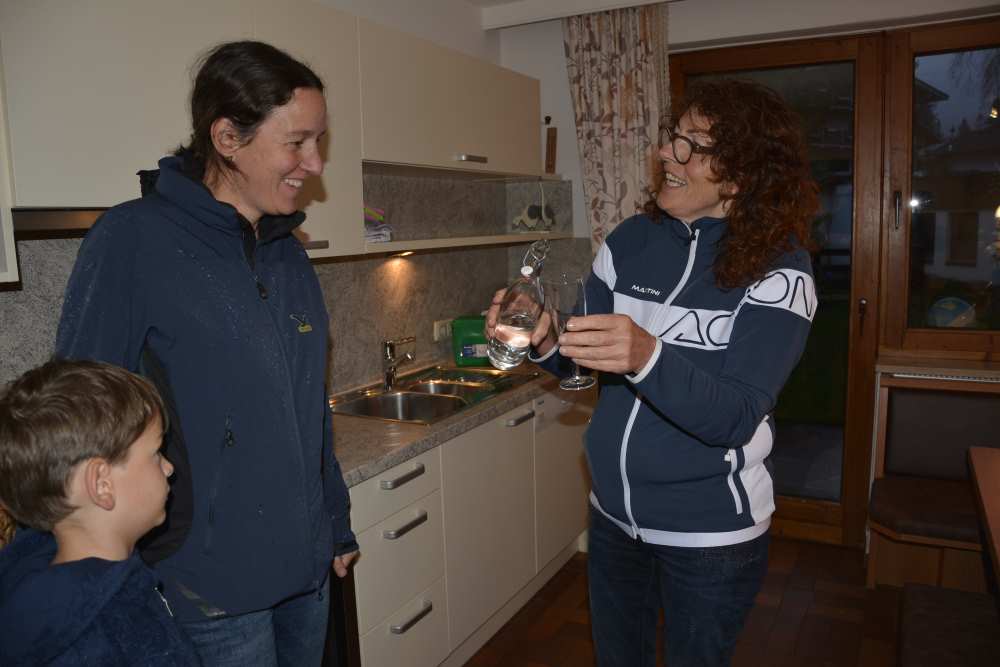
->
[[865, 377, 999, 592]]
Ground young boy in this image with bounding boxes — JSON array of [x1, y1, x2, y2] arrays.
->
[[0, 359, 200, 666]]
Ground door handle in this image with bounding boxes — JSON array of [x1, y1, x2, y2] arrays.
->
[[858, 297, 868, 335], [893, 191, 901, 231]]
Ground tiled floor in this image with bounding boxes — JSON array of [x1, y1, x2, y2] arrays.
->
[[465, 538, 900, 667]]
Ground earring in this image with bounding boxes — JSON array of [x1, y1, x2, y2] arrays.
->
[[226, 154, 235, 163]]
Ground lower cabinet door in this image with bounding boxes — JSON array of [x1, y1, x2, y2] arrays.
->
[[359, 577, 449, 667], [442, 407, 535, 650], [354, 489, 444, 634]]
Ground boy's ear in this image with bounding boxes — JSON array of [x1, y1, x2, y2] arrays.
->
[[83, 458, 116, 512]]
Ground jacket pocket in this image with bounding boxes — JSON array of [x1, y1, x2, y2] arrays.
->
[[723, 449, 744, 515], [203, 415, 235, 554]]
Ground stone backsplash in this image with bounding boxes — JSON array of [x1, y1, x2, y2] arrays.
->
[[1, 174, 589, 391]]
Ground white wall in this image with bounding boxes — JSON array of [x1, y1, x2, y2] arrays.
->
[[498, 0, 1000, 239], [498, 21, 589, 239], [322, 0, 499, 62]]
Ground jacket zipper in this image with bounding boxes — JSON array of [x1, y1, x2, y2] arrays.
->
[[619, 228, 701, 538], [237, 225, 317, 587]]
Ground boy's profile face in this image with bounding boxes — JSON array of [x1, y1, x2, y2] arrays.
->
[[109, 415, 173, 538]]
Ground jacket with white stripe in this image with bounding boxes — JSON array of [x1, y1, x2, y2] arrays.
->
[[533, 213, 815, 547]]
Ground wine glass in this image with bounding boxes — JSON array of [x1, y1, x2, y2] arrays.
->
[[542, 274, 596, 391]]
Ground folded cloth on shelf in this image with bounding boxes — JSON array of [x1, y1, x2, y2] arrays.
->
[[364, 221, 393, 243]]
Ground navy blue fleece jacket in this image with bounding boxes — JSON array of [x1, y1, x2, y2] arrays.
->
[[0, 530, 200, 666], [533, 213, 815, 547]]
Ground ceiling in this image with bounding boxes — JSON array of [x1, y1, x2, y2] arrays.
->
[[463, 0, 680, 30]]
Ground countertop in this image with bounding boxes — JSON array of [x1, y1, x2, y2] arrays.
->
[[333, 366, 555, 487]]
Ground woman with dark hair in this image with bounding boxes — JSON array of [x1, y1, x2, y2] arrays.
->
[[56, 41, 357, 665], [487, 79, 818, 665]]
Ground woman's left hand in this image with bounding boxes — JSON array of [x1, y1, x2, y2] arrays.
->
[[332, 550, 359, 578], [559, 314, 656, 375]]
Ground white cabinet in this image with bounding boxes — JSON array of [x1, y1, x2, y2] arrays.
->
[[0, 50, 17, 284], [0, 1, 253, 207], [442, 405, 536, 650], [253, 0, 364, 258], [349, 448, 449, 667], [358, 19, 541, 176], [533, 385, 595, 571]]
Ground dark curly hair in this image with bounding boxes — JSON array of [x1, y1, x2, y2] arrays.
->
[[646, 79, 819, 289]]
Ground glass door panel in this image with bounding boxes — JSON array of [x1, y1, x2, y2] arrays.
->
[[691, 63, 855, 502], [908, 46, 1000, 331]]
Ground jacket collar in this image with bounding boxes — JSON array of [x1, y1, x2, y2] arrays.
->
[[145, 154, 306, 244], [663, 213, 728, 249]]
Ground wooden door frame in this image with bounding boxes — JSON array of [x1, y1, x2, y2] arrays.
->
[[881, 16, 1000, 360], [669, 34, 884, 548]]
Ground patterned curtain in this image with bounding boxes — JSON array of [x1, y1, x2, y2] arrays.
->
[[563, 3, 670, 252]]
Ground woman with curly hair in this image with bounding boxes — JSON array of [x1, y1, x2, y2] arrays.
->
[[487, 79, 818, 666]]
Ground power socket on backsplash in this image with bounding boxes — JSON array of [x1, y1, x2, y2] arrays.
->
[[433, 319, 453, 342]]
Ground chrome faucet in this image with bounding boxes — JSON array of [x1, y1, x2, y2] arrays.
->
[[382, 336, 416, 391]]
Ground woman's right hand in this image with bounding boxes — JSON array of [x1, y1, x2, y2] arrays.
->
[[485, 288, 556, 353]]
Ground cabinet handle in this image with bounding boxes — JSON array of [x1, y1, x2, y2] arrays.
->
[[301, 240, 330, 250], [506, 410, 535, 427], [382, 510, 428, 540], [390, 600, 433, 635], [454, 153, 488, 164], [380, 463, 425, 490]]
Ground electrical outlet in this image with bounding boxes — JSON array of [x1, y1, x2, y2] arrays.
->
[[433, 319, 452, 342]]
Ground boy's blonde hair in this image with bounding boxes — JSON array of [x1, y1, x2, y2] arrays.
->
[[0, 359, 166, 531]]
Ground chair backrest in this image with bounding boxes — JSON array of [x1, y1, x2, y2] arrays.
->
[[884, 387, 1000, 480]]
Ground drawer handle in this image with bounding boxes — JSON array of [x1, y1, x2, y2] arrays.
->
[[506, 410, 535, 427], [301, 240, 330, 250], [380, 463, 426, 490], [382, 510, 428, 540], [454, 153, 488, 164], [390, 600, 433, 635]]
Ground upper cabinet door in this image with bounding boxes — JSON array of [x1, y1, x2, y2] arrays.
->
[[0, 51, 18, 284], [253, 0, 364, 257], [0, 1, 252, 207], [358, 19, 541, 176]]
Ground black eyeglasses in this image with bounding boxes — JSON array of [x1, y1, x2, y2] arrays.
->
[[658, 126, 716, 165]]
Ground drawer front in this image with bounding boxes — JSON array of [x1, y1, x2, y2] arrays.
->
[[350, 448, 441, 533], [360, 577, 448, 667], [355, 489, 444, 634]]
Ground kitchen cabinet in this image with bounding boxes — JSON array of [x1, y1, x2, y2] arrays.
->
[[348, 448, 449, 667], [253, 0, 365, 257], [0, 1, 253, 208], [358, 19, 541, 177], [533, 385, 595, 572], [0, 51, 17, 284], [442, 404, 536, 651]]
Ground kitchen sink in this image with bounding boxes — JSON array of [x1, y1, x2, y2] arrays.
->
[[329, 391, 467, 424], [405, 380, 493, 401], [329, 366, 538, 425]]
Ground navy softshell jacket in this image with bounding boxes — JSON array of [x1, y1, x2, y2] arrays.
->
[[56, 155, 356, 621]]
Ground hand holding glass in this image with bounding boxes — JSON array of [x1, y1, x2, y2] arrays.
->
[[542, 275, 596, 390]]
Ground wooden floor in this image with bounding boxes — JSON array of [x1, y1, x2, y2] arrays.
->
[[466, 538, 900, 667]]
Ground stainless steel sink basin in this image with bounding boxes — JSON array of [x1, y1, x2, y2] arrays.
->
[[404, 380, 492, 401], [329, 366, 539, 425], [330, 391, 467, 424]]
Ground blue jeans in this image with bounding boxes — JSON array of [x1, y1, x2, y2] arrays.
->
[[179, 579, 330, 667], [588, 507, 768, 667]]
